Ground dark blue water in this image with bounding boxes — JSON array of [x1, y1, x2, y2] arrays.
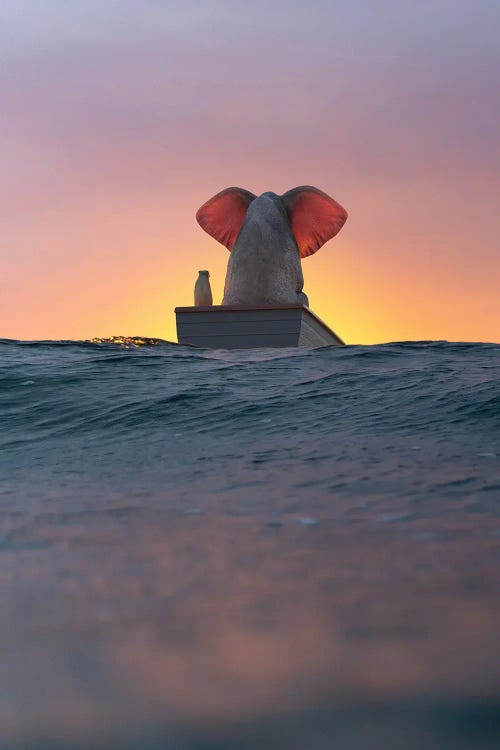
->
[[1, 339, 499, 749]]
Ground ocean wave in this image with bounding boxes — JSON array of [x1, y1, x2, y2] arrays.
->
[[1, 340, 498, 451]]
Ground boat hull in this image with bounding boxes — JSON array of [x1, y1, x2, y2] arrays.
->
[[175, 305, 345, 349]]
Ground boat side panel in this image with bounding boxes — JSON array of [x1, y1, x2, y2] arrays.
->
[[175, 306, 344, 349], [176, 308, 302, 349]]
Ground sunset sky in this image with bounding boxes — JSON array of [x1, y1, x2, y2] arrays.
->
[[1, 0, 499, 344]]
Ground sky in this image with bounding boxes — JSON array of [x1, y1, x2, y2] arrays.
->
[[1, 0, 499, 344]]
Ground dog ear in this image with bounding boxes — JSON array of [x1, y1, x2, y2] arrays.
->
[[196, 187, 256, 251], [281, 186, 348, 258]]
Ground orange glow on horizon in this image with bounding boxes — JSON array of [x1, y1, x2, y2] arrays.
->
[[7, 176, 499, 347], [3, 191, 499, 346]]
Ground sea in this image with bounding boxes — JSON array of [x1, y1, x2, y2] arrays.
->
[[1, 338, 499, 749]]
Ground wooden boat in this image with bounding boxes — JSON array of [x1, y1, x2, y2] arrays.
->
[[175, 305, 345, 349]]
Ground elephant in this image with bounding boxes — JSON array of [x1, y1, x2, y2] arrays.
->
[[196, 186, 348, 307]]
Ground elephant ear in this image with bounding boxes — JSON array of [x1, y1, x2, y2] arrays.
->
[[196, 187, 256, 251], [281, 186, 348, 258]]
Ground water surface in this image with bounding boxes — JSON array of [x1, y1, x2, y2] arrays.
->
[[1, 339, 499, 748]]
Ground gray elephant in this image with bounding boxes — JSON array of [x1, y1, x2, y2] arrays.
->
[[196, 186, 348, 306]]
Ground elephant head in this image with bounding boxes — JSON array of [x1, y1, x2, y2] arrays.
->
[[196, 186, 348, 307]]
